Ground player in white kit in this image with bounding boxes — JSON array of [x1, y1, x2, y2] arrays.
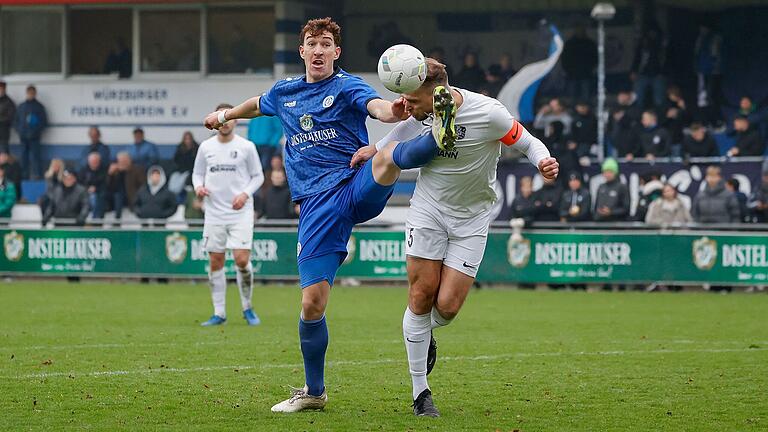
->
[[192, 103, 265, 327], [374, 60, 559, 416]]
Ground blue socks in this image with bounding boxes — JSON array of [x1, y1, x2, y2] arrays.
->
[[299, 315, 329, 396], [392, 133, 438, 170]]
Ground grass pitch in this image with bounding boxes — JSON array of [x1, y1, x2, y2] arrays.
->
[[0, 281, 766, 431]]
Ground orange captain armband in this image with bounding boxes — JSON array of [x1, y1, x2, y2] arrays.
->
[[500, 120, 523, 146]]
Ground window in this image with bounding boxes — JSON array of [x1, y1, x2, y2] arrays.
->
[[1, 10, 62, 74], [139, 10, 200, 72], [69, 9, 132, 77], [207, 7, 274, 74]]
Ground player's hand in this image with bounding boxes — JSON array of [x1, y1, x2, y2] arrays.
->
[[195, 186, 210, 198], [391, 97, 409, 121], [538, 157, 559, 181], [350, 145, 377, 168], [204, 111, 225, 130], [232, 192, 249, 210]]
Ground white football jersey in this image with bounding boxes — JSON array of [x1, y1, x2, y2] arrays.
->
[[413, 89, 515, 217], [192, 134, 263, 225]]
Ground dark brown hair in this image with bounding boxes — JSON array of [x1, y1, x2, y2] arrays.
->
[[421, 58, 448, 90], [300, 17, 341, 46], [216, 103, 234, 111]]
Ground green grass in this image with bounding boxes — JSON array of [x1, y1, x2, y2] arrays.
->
[[0, 282, 766, 431]]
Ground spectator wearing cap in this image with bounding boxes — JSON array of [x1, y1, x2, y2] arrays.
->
[[78, 152, 109, 219], [645, 183, 691, 225], [639, 110, 671, 159], [128, 128, 159, 170], [727, 116, 765, 157], [42, 168, 89, 226], [570, 101, 597, 158], [135, 165, 178, 219], [0, 149, 22, 201], [0, 164, 16, 218], [0, 81, 16, 153], [79, 126, 111, 171], [107, 151, 146, 219], [559, 173, 591, 222], [14, 85, 47, 179], [691, 165, 740, 223], [594, 158, 630, 222], [747, 161, 768, 222], [682, 123, 719, 158]]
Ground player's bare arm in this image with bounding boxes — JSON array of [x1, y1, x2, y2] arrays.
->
[[204, 96, 262, 130], [367, 97, 408, 123]]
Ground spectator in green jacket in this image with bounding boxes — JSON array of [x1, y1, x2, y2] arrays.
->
[[0, 164, 16, 218]]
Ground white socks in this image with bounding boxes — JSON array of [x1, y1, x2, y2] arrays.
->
[[431, 306, 453, 330], [403, 307, 431, 400], [209, 269, 227, 318], [236, 262, 253, 311]]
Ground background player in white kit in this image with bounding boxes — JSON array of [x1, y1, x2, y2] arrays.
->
[[374, 60, 559, 416], [193, 103, 265, 327]]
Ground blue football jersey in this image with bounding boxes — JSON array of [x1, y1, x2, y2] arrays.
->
[[259, 68, 381, 201]]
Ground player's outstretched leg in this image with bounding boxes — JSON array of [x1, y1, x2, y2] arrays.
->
[[201, 266, 227, 326], [431, 85, 457, 151]]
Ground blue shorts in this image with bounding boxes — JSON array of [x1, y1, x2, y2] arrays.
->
[[296, 159, 394, 288]]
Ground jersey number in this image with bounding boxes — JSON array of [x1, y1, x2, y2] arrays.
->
[[407, 228, 414, 247]]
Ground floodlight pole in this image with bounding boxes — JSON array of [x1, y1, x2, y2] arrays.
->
[[592, 2, 615, 162]]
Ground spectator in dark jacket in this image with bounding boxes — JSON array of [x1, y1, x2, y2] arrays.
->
[[610, 90, 642, 159], [594, 158, 630, 221], [42, 168, 89, 226], [634, 171, 664, 222], [135, 166, 178, 219], [0, 81, 16, 153], [631, 25, 666, 108], [107, 152, 146, 219], [682, 123, 719, 158], [748, 162, 768, 222], [511, 176, 536, 225], [14, 85, 47, 179], [561, 27, 597, 102], [169, 131, 198, 194], [260, 169, 295, 219], [727, 116, 765, 157], [128, 128, 159, 170], [453, 52, 486, 93], [0, 149, 22, 201], [570, 101, 597, 157], [559, 173, 591, 222], [79, 126, 111, 170], [533, 180, 562, 222], [661, 85, 690, 147], [0, 164, 16, 218], [639, 110, 671, 159], [691, 165, 740, 223], [79, 152, 108, 219], [725, 178, 748, 222]]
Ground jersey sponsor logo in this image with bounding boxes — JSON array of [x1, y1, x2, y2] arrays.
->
[[300, 113, 313, 131], [322, 95, 335, 108], [437, 149, 459, 159], [284, 101, 297, 107], [289, 128, 339, 147], [456, 125, 466, 140], [209, 164, 237, 173]]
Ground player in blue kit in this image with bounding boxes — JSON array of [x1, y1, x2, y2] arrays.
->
[[203, 17, 456, 413]]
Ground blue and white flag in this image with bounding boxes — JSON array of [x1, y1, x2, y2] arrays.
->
[[497, 24, 564, 123]]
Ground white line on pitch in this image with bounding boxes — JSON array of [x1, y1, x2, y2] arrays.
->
[[4, 347, 766, 380]]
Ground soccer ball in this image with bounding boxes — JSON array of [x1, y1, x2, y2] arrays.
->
[[377, 44, 427, 94]]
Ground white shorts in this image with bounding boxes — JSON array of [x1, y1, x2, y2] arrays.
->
[[202, 223, 253, 253], [405, 201, 492, 278]]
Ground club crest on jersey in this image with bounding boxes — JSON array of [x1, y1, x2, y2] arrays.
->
[[230, 150, 238, 159], [300, 114, 313, 132], [456, 125, 466, 140], [322, 95, 334, 108]]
